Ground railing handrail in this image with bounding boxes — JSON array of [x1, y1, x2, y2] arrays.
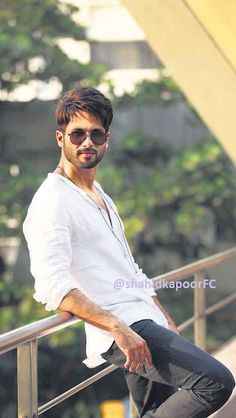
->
[[0, 312, 81, 355], [152, 246, 236, 282], [0, 246, 235, 356]]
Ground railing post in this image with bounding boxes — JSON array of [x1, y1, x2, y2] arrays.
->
[[17, 340, 38, 418], [193, 272, 206, 350]]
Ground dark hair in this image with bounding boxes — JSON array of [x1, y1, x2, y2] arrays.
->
[[55, 86, 113, 132]]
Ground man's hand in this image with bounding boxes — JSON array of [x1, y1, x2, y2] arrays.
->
[[112, 322, 153, 373], [59, 289, 153, 373]]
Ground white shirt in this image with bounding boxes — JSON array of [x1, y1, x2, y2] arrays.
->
[[23, 173, 168, 368]]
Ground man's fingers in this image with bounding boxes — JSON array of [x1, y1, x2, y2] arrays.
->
[[127, 350, 140, 372], [144, 343, 153, 368], [132, 349, 144, 372], [124, 351, 133, 369], [125, 344, 151, 372], [124, 349, 143, 371], [120, 332, 153, 372]]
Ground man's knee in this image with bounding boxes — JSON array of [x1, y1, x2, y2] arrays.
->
[[219, 368, 235, 402], [194, 364, 235, 414], [211, 367, 235, 409]]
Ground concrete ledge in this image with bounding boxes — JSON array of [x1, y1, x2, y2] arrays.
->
[[209, 337, 236, 417]]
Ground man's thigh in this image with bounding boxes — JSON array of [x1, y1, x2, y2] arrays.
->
[[101, 319, 230, 390]]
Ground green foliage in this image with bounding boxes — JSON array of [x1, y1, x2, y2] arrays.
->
[[0, 162, 43, 236], [0, 0, 105, 93], [98, 136, 236, 269]]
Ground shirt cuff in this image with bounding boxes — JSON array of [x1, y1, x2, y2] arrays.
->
[[33, 285, 78, 311]]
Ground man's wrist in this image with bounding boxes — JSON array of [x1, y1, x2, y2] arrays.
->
[[110, 318, 127, 334]]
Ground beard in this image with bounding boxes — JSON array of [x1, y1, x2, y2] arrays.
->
[[63, 143, 105, 169]]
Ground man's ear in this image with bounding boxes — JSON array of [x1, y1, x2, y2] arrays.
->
[[56, 130, 64, 148], [105, 131, 111, 148]]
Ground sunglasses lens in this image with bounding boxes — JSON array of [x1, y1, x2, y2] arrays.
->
[[91, 129, 106, 145], [69, 129, 107, 145], [70, 129, 87, 145]]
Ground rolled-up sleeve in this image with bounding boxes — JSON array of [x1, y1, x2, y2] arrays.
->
[[23, 201, 77, 311]]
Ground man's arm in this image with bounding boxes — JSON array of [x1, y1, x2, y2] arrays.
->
[[152, 295, 179, 334], [59, 289, 153, 372]]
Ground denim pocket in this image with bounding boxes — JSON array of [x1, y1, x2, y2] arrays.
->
[[101, 340, 117, 360], [101, 342, 126, 368]]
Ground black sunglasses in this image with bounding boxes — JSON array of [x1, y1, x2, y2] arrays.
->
[[60, 128, 108, 146]]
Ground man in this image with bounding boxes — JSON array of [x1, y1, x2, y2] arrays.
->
[[23, 86, 234, 417]]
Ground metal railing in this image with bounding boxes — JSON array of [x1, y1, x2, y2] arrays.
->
[[0, 247, 236, 418]]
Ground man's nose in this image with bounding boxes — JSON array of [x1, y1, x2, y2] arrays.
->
[[81, 132, 94, 147]]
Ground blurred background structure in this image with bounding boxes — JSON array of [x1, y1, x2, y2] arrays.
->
[[121, 0, 236, 164], [0, 0, 235, 417]]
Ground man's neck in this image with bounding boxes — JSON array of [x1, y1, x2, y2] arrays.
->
[[55, 163, 96, 191]]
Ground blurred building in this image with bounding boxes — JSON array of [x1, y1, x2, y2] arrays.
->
[[60, 0, 162, 96]]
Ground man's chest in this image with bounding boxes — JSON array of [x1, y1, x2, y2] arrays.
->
[[68, 191, 122, 239], [85, 188, 113, 227], [86, 189, 107, 210]]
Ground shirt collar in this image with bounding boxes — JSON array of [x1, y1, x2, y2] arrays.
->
[[49, 173, 103, 198]]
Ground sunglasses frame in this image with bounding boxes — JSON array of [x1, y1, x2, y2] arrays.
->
[[59, 128, 109, 146]]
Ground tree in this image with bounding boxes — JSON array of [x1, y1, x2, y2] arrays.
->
[[99, 134, 236, 273], [0, 0, 105, 94], [0, 0, 107, 237]]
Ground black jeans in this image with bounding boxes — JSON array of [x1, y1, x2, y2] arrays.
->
[[101, 320, 235, 418]]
